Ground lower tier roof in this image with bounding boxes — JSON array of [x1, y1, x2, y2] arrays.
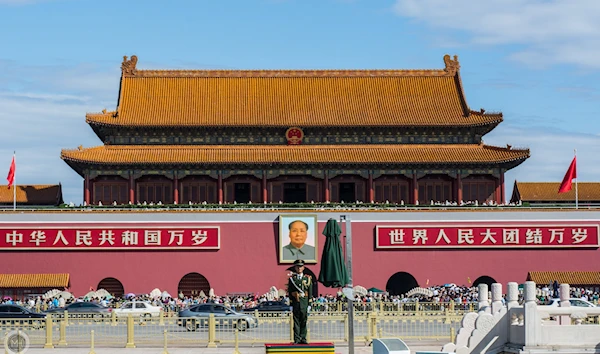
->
[[528, 271, 600, 286], [513, 182, 600, 202], [61, 144, 529, 168], [0, 184, 63, 206], [0, 273, 70, 288]]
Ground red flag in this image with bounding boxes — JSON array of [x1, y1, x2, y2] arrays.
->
[[558, 157, 577, 193], [6, 155, 15, 189]]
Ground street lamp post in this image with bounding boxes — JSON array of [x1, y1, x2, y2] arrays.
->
[[340, 215, 354, 354]]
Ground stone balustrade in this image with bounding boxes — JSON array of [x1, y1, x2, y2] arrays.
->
[[441, 281, 600, 354]]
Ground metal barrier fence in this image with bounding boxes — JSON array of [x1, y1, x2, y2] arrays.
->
[[148, 301, 476, 318], [307, 301, 477, 315], [0, 310, 464, 349]]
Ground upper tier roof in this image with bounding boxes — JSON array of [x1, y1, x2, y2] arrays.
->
[[85, 55, 503, 128]]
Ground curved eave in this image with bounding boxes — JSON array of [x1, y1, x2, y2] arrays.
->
[[86, 113, 116, 124], [88, 123, 107, 142], [501, 154, 529, 171], [478, 121, 502, 136], [61, 158, 86, 178]]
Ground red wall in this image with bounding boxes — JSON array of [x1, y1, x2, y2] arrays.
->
[[1, 220, 599, 297]]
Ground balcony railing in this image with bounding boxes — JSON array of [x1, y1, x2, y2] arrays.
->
[[1, 201, 598, 212]]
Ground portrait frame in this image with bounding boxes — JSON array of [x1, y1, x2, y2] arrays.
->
[[279, 214, 318, 264]]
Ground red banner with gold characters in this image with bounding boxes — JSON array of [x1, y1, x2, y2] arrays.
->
[[376, 221, 599, 249], [0, 222, 220, 250]]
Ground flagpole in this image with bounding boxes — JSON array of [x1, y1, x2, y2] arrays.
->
[[574, 149, 578, 210], [13, 151, 16, 211]]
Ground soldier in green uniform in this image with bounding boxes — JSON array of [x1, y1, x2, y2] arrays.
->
[[287, 259, 312, 344]]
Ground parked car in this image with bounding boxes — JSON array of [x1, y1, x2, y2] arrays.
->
[[244, 301, 290, 313], [114, 301, 162, 318], [45, 302, 112, 318], [179, 303, 258, 331], [0, 304, 46, 329], [546, 298, 596, 307]]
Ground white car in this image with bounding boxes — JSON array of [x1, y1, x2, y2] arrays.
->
[[546, 298, 596, 307], [114, 301, 163, 318]]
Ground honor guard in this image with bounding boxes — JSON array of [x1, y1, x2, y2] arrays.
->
[[287, 259, 312, 344]]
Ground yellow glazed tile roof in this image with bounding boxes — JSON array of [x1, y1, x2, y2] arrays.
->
[[528, 271, 600, 286], [61, 144, 529, 165], [0, 184, 63, 205], [85, 55, 503, 128], [0, 273, 69, 288], [514, 182, 600, 202]]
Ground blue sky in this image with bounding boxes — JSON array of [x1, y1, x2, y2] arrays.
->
[[1, 0, 598, 204]]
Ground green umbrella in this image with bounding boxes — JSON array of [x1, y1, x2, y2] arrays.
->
[[318, 218, 349, 288], [367, 287, 384, 293]]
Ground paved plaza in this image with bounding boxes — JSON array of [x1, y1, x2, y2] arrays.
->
[[3, 318, 448, 354], [17, 343, 444, 354]]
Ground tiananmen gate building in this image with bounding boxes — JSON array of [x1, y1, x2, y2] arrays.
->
[[1, 55, 599, 300], [61, 54, 529, 206]]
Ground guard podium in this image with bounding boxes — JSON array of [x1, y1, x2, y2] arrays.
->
[[372, 339, 410, 354], [265, 342, 335, 354]]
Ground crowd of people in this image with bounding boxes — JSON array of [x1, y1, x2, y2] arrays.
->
[[536, 282, 599, 304], [1, 283, 597, 313]]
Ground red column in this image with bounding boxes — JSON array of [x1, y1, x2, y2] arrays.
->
[[500, 172, 505, 204], [412, 173, 419, 204], [368, 171, 374, 202], [84, 174, 90, 205], [129, 173, 135, 203], [456, 174, 462, 204], [495, 178, 501, 203], [218, 172, 223, 204], [324, 172, 330, 202], [262, 171, 268, 203], [173, 176, 179, 204]]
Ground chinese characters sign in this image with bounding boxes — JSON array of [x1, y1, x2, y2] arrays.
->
[[0, 223, 220, 250], [376, 222, 599, 249]]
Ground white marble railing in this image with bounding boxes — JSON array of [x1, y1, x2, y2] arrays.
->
[[441, 281, 600, 354]]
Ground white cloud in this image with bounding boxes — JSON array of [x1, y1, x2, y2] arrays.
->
[[0, 61, 118, 204], [393, 0, 600, 68], [485, 123, 600, 198]]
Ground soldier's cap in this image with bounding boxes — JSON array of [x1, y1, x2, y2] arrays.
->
[[293, 259, 305, 267]]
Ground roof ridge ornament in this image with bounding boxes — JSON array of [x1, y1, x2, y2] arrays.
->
[[121, 55, 138, 76], [443, 54, 460, 75]]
